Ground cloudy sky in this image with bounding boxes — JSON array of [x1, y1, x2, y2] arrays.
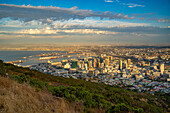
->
[[0, 0, 170, 46]]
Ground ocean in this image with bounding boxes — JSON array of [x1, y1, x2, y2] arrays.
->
[[0, 51, 69, 66]]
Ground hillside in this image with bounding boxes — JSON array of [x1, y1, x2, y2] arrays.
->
[[0, 76, 76, 113], [0, 60, 169, 113]]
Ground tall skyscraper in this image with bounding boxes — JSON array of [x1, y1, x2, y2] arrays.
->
[[124, 60, 128, 69], [119, 60, 122, 70], [160, 63, 164, 75], [93, 58, 97, 68]]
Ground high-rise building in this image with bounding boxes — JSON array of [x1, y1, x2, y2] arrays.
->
[[84, 63, 88, 70], [142, 61, 145, 67], [101, 62, 104, 68], [93, 58, 97, 68], [93, 62, 97, 68], [88, 60, 93, 68], [160, 63, 164, 75], [119, 60, 122, 70], [128, 59, 131, 65], [78, 61, 84, 69], [97, 62, 100, 68], [124, 60, 128, 69], [104, 58, 109, 66]]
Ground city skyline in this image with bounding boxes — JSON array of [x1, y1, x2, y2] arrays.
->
[[0, 0, 170, 47]]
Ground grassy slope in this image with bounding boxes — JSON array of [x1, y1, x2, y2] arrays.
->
[[0, 76, 76, 113], [0, 60, 169, 113]]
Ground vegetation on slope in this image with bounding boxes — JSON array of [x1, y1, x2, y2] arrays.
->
[[0, 60, 169, 113], [0, 76, 76, 113]]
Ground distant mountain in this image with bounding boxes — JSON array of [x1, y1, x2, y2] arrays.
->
[[0, 60, 169, 113]]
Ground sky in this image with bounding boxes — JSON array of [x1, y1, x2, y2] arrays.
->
[[0, 0, 170, 46]]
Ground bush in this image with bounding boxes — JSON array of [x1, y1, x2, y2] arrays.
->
[[109, 93, 126, 104], [106, 103, 131, 113], [11, 74, 48, 90], [48, 85, 109, 108], [29, 78, 48, 90], [133, 107, 144, 113], [11, 74, 30, 83]]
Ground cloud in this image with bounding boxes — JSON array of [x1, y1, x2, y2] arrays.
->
[[129, 32, 162, 38], [63, 29, 118, 35], [104, 0, 119, 3], [19, 27, 58, 34], [128, 4, 145, 8], [104, 0, 145, 8], [157, 18, 170, 23], [107, 26, 170, 34], [104, 0, 114, 3], [0, 4, 135, 22], [1, 25, 169, 37], [1, 4, 169, 24], [30, 36, 63, 38], [1, 17, 169, 37], [131, 32, 142, 37], [70, 6, 79, 10], [148, 18, 170, 23], [18, 28, 118, 35], [51, 19, 149, 29], [121, 3, 145, 8], [138, 17, 145, 20]]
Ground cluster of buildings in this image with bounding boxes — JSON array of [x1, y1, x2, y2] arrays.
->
[[30, 47, 170, 94]]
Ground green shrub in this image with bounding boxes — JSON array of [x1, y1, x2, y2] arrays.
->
[[29, 78, 47, 90], [11, 74, 48, 90], [11, 74, 30, 83], [133, 107, 144, 113], [106, 103, 131, 113]]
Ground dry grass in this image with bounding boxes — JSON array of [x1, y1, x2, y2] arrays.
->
[[0, 76, 76, 113]]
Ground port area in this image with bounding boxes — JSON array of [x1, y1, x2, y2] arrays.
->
[[4, 51, 85, 67], [37, 51, 84, 60]]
